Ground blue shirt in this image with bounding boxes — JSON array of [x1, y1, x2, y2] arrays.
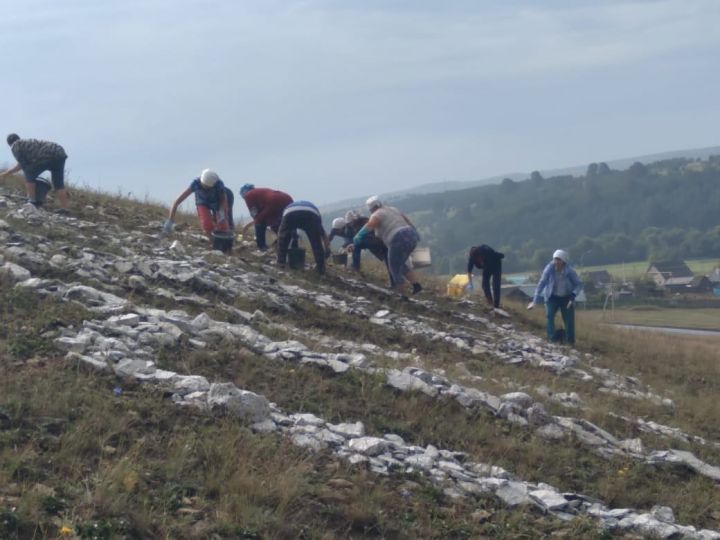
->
[[533, 261, 582, 304], [282, 200, 321, 217], [189, 178, 227, 211]]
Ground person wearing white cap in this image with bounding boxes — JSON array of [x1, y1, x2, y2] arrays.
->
[[527, 249, 582, 345], [164, 169, 234, 243], [351, 195, 422, 296], [329, 212, 390, 275]]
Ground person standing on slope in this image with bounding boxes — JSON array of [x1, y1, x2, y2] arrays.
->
[[527, 249, 583, 345]]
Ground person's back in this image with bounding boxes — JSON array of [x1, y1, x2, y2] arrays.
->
[[11, 138, 67, 167], [372, 206, 409, 245], [244, 188, 293, 226]]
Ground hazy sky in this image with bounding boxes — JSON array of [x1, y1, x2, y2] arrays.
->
[[2, 0, 719, 215]]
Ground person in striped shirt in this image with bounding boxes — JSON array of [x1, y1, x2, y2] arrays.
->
[[277, 200, 330, 274]]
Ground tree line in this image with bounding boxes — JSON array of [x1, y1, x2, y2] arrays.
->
[[396, 156, 720, 274]]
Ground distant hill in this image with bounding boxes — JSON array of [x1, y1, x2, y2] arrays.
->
[[321, 145, 720, 215], [326, 151, 720, 274]]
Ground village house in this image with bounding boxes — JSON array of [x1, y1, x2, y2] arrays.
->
[[646, 260, 693, 287]]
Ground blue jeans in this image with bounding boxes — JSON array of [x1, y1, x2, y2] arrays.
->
[[545, 295, 575, 345], [387, 227, 418, 286]]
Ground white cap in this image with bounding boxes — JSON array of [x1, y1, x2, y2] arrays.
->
[[332, 217, 346, 230], [366, 195, 382, 211], [345, 210, 359, 222], [200, 169, 219, 187], [552, 249, 569, 263]]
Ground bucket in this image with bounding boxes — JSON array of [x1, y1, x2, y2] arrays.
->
[[410, 247, 432, 268], [34, 178, 51, 205], [212, 231, 234, 253], [287, 247, 306, 269], [332, 252, 348, 266]]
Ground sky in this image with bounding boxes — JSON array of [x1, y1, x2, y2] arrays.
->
[[2, 0, 719, 217]]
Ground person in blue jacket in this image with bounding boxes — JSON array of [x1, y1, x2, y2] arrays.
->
[[527, 249, 583, 345]]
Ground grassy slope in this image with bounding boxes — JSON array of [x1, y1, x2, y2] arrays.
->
[[0, 182, 719, 538]]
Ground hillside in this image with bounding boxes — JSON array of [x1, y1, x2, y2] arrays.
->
[[326, 154, 720, 274], [0, 182, 719, 538], [320, 145, 720, 215]]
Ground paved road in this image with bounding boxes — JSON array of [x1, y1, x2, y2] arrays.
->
[[613, 323, 720, 338]]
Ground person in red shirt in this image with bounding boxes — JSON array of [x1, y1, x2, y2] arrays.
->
[[239, 184, 293, 249]]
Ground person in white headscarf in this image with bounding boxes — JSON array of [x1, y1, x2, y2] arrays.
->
[[527, 249, 583, 345]]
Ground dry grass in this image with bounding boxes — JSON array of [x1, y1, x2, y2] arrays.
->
[[1, 184, 719, 537]]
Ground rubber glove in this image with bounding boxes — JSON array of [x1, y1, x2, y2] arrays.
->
[[567, 299, 574, 309], [162, 219, 174, 234], [217, 210, 227, 224]]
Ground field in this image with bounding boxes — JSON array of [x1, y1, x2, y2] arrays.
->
[[580, 306, 720, 332], [581, 258, 719, 280], [505, 258, 720, 284]]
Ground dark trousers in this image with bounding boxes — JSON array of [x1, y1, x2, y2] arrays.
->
[[545, 295, 575, 345], [352, 236, 387, 268], [277, 211, 325, 273], [254, 221, 282, 249], [24, 157, 66, 189], [482, 261, 502, 308]]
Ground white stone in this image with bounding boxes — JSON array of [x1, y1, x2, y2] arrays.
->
[[386, 369, 438, 397], [173, 375, 211, 395], [651, 505, 675, 524], [291, 433, 327, 451], [292, 413, 325, 427], [191, 313, 212, 331], [106, 313, 140, 327], [496, 481, 532, 506], [327, 421, 365, 438], [251, 419, 278, 433], [348, 437, 389, 456], [501, 392, 533, 407], [529, 489, 568, 510], [404, 454, 436, 470], [207, 383, 271, 423], [115, 359, 156, 377], [1, 262, 31, 281]]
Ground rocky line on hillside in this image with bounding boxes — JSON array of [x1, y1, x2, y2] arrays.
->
[[0, 195, 719, 538]]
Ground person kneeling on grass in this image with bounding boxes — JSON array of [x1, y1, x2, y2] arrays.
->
[[164, 169, 234, 245], [276, 200, 331, 275], [351, 196, 421, 297], [527, 249, 582, 345]]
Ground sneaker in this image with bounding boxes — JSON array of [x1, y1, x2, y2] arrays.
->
[[412, 282, 423, 295]]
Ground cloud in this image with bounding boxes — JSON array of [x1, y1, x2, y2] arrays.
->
[[1, 0, 719, 206]]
